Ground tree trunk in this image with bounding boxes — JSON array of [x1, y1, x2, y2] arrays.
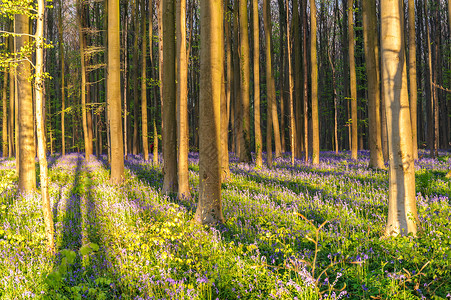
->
[[36, 0, 55, 252], [57, 0, 66, 156], [293, 0, 303, 158], [142, 0, 149, 160], [222, 0, 232, 181], [2, 72, 7, 157], [177, 0, 191, 198], [195, 0, 225, 225], [108, 0, 125, 184], [302, 0, 309, 162], [16, 13, 36, 192], [408, 0, 418, 160], [162, 0, 178, 194], [310, 0, 320, 164], [348, 0, 358, 160], [286, 0, 295, 165], [133, 0, 139, 155], [381, 0, 418, 236], [253, 0, 262, 168], [239, 0, 251, 163], [363, 0, 385, 169]]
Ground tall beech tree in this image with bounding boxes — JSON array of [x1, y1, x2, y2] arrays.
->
[[162, 0, 178, 194], [141, 0, 149, 161], [362, 0, 384, 169], [2, 72, 7, 157], [195, 0, 225, 225], [252, 0, 262, 168], [16, 11, 36, 192], [36, 0, 55, 251], [408, 0, 418, 160], [108, 0, 125, 184], [348, 0, 358, 160], [381, 0, 418, 236], [310, 0, 320, 164], [239, 0, 251, 163], [177, 0, 191, 198]]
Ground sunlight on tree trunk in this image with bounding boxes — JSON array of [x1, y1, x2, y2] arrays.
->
[[142, 0, 149, 161], [408, 0, 418, 160], [348, 0, 358, 160], [253, 0, 262, 168], [381, 0, 418, 236], [195, 0, 225, 225], [310, 0, 320, 165], [2, 72, 7, 158]]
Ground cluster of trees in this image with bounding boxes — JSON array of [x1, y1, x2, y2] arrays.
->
[[0, 0, 450, 249]]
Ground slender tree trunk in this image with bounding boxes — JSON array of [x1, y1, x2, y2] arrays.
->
[[162, 0, 178, 194], [123, 10, 129, 158], [233, 1, 241, 156], [195, 0, 225, 225], [142, 0, 149, 160], [150, 1, 159, 165], [293, 0, 303, 158], [253, 0, 262, 168], [310, 0, 320, 164], [363, 0, 385, 169], [286, 0, 295, 165], [8, 24, 14, 158], [132, 0, 139, 155], [222, 0, 231, 181], [16, 13, 36, 192], [2, 72, 7, 157], [108, 0, 125, 184], [302, 0, 309, 162], [78, 2, 93, 160], [408, 0, 418, 159], [177, 0, 191, 198], [381, 0, 418, 236], [36, 0, 55, 252], [348, 0, 358, 159], [239, 0, 251, 163], [57, 0, 66, 156]]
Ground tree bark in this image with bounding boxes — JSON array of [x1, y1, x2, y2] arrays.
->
[[381, 0, 418, 236], [108, 0, 125, 184], [348, 0, 358, 160], [253, 0, 262, 168], [293, 0, 303, 158], [222, 0, 231, 181], [286, 0, 295, 165], [302, 0, 309, 162], [195, 0, 225, 225], [16, 13, 36, 192], [408, 0, 418, 160], [177, 0, 191, 198], [310, 0, 320, 164], [162, 0, 178, 194], [57, 0, 66, 156], [132, 0, 139, 155], [239, 0, 251, 163], [2, 72, 7, 157], [36, 0, 55, 252], [363, 0, 385, 169], [142, 0, 149, 160]]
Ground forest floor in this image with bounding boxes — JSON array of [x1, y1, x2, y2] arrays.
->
[[0, 150, 450, 299]]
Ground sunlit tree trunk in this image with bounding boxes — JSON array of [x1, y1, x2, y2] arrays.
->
[[16, 12, 36, 192], [293, 0, 303, 158], [142, 0, 149, 160], [221, 0, 231, 181], [108, 0, 125, 184], [36, 0, 55, 252], [57, 0, 66, 156], [232, 0, 241, 156], [381, 0, 418, 236], [302, 0, 308, 162], [78, 1, 93, 160], [8, 24, 14, 158], [286, 0, 295, 165], [132, 0, 139, 155], [253, 0, 262, 168], [408, 0, 418, 160], [162, 0, 178, 194], [195, 0, 225, 225], [363, 0, 385, 169], [348, 0, 358, 160], [239, 0, 251, 163], [310, 0, 320, 164], [2, 72, 7, 157], [177, 0, 190, 198]]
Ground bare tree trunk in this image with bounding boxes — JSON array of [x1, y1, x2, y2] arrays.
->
[[363, 0, 385, 169], [239, 0, 251, 163], [286, 0, 295, 165], [2, 72, 7, 157], [310, 0, 320, 164], [222, 0, 232, 180], [302, 0, 309, 162], [381, 0, 418, 236], [348, 0, 358, 160], [162, 0, 178, 194], [36, 0, 55, 252], [408, 0, 418, 159], [232, 1, 241, 157], [177, 0, 191, 198], [293, 0, 303, 158], [16, 13, 36, 192], [253, 0, 262, 168], [108, 0, 125, 184], [263, 0, 278, 167], [195, 0, 225, 225], [142, 0, 149, 160], [57, 0, 66, 156], [132, 0, 139, 155], [123, 9, 129, 159]]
